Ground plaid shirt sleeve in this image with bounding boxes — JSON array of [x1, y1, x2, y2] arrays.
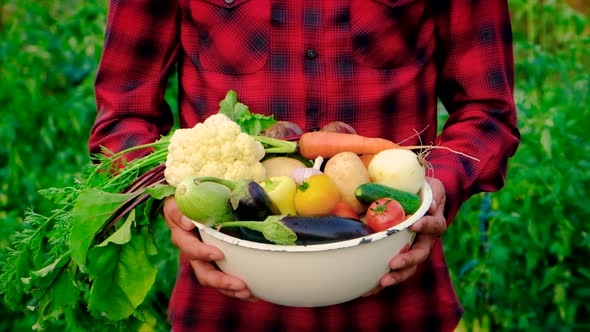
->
[[427, 0, 520, 222], [89, 0, 180, 159]]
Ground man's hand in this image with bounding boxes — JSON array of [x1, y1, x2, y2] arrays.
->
[[163, 196, 258, 301], [363, 177, 447, 296]]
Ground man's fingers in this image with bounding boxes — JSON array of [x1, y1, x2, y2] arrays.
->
[[389, 234, 437, 271], [380, 265, 418, 287], [190, 260, 257, 301], [408, 177, 447, 236], [378, 235, 436, 287], [361, 285, 383, 297], [362, 178, 447, 295], [163, 196, 257, 301], [169, 227, 223, 261], [409, 214, 447, 236], [190, 260, 244, 290], [163, 197, 195, 231], [163, 197, 224, 261]]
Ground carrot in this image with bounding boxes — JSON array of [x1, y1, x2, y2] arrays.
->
[[298, 131, 400, 159], [297, 131, 481, 162]]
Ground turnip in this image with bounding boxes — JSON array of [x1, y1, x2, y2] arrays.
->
[[175, 177, 235, 226], [367, 149, 426, 194]]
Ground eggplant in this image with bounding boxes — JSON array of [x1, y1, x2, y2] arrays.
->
[[281, 216, 371, 245], [197, 177, 280, 221], [216, 215, 371, 246]]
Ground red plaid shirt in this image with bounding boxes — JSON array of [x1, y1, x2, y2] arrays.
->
[[90, 0, 519, 331]]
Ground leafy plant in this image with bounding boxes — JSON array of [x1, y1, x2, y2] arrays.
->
[[448, 1, 590, 331], [0, 1, 178, 331]]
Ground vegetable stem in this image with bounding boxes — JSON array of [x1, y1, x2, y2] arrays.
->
[[124, 164, 166, 193], [215, 215, 297, 245], [102, 146, 168, 190], [98, 188, 157, 238], [196, 176, 237, 190], [252, 135, 298, 154], [106, 136, 170, 161]]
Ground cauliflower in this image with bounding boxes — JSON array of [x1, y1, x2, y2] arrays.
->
[[164, 113, 266, 186]]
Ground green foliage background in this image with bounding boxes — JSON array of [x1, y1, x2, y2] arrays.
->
[[0, 0, 588, 331]]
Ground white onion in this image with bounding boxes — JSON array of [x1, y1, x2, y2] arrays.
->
[[367, 149, 425, 194]]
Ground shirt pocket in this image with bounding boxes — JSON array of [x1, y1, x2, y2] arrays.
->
[[188, 0, 270, 74], [350, 0, 425, 69]]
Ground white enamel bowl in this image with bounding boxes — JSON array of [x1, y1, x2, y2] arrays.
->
[[193, 182, 432, 307]]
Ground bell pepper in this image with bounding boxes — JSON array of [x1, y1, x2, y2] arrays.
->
[[259, 176, 297, 216]]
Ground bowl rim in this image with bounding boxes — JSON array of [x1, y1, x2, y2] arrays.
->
[[192, 181, 433, 253]]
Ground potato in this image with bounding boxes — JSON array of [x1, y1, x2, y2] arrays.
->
[[262, 157, 306, 178], [323, 152, 370, 214]]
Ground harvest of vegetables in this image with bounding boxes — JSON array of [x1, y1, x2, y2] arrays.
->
[[0, 90, 441, 329]]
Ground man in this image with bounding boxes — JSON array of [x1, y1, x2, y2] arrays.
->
[[90, 1, 520, 330]]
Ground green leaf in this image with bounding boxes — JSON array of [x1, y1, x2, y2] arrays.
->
[[540, 127, 552, 158], [97, 211, 134, 247], [218, 90, 238, 120], [233, 102, 250, 121], [87, 226, 158, 321], [236, 112, 277, 136], [131, 304, 159, 331], [69, 189, 136, 269], [28, 253, 71, 294], [217, 90, 276, 135], [145, 184, 176, 200], [32, 260, 79, 330]]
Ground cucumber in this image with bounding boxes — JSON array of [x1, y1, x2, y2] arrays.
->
[[355, 183, 421, 215]]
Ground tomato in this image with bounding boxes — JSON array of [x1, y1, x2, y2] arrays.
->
[[330, 201, 360, 220], [294, 174, 341, 216], [365, 198, 406, 232]]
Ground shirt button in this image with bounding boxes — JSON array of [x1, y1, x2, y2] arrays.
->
[[225, 0, 234, 4], [306, 49, 318, 59]]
